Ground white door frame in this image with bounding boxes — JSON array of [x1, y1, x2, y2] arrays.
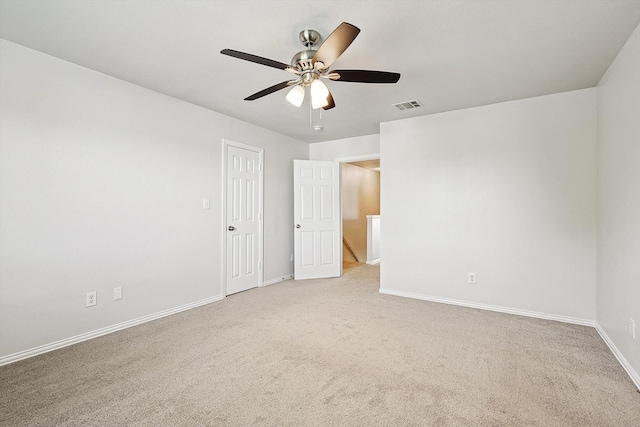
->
[[222, 139, 264, 296], [335, 153, 381, 164]]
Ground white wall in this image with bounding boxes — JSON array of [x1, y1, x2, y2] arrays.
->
[[596, 23, 640, 382], [366, 215, 380, 264], [341, 164, 380, 262], [309, 134, 379, 161], [0, 40, 307, 360], [380, 89, 597, 323]]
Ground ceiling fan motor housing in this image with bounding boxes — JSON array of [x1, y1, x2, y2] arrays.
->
[[291, 29, 326, 84], [291, 49, 324, 84], [291, 49, 316, 69]]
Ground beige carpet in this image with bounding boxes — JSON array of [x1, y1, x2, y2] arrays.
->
[[1, 263, 639, 426]]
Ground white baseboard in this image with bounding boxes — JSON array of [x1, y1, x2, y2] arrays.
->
[[0, 294, 224, 367], [595, 323, 640, 390], [378, 288, 595, 327], [366, 259, 380, 265], [262, 274, 294, 287]]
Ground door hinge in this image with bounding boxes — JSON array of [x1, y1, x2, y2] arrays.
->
[[259, 164, 263, 171]]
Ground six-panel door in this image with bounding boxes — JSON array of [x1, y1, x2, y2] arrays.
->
[[226, 145, 261, 294], [293, 160, 341, 280]]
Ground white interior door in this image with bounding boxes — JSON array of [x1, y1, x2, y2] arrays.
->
[[226, 143, 262, 295], [294, 160, 341, 280]]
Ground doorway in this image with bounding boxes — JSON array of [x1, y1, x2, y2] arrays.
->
[[291, 155, 381, 280], [339, 157, 380, 272]]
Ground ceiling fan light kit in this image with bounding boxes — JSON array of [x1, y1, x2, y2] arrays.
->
[[310, 79, 330, 109], [221, 22, 401, 128], [286, 85, 305, 107]]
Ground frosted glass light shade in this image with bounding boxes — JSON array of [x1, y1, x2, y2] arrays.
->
[[310, 80, 330, 109], [286, 85, 305, 107], [311, 93, 330, 109], [310, 79, 329, 99]]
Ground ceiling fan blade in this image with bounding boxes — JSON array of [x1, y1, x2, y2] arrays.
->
[[331, 70, 401, 83], [312, 22, 360, 68], [323, 91, 335, 110], [221, 49, 290, 71], [245, 80, 298, 101]]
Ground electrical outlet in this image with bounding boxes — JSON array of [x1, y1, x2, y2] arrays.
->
[[468, 273, 476, 284], [630, 318, 636, 339], [114, 287, 123, 301], [86, 291, 97, 307]]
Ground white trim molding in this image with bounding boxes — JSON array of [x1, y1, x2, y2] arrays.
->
[[595, 323, 640, 390], [0, 295, 224, 367], [262, 274, 294, 287], [378, 288, 595, 327], [335, 153, 380, 163]]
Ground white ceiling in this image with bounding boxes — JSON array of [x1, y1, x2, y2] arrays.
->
[[349, 159, 380, 171], [1, 1, 639, 143]]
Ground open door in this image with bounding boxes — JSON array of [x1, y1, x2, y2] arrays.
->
[[293, 160, 341, 280]]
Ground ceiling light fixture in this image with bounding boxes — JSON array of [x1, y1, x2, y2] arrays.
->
[[310, 80, 330, 109], [286, 79, 329, 109], [286, 85, 305, 107], [311, 93, 329, 109]]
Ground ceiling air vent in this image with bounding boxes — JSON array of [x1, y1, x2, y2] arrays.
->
[[393, 99, 423, 111]]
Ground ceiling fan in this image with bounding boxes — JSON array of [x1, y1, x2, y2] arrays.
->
[[221, 22, 401, 111]]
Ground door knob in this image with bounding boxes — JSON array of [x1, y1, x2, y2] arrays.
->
[[296, 224, 301, 229], [228, 226, 235, 231]]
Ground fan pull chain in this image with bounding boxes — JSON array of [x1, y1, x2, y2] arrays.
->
[[307, 89, 323, 131]]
